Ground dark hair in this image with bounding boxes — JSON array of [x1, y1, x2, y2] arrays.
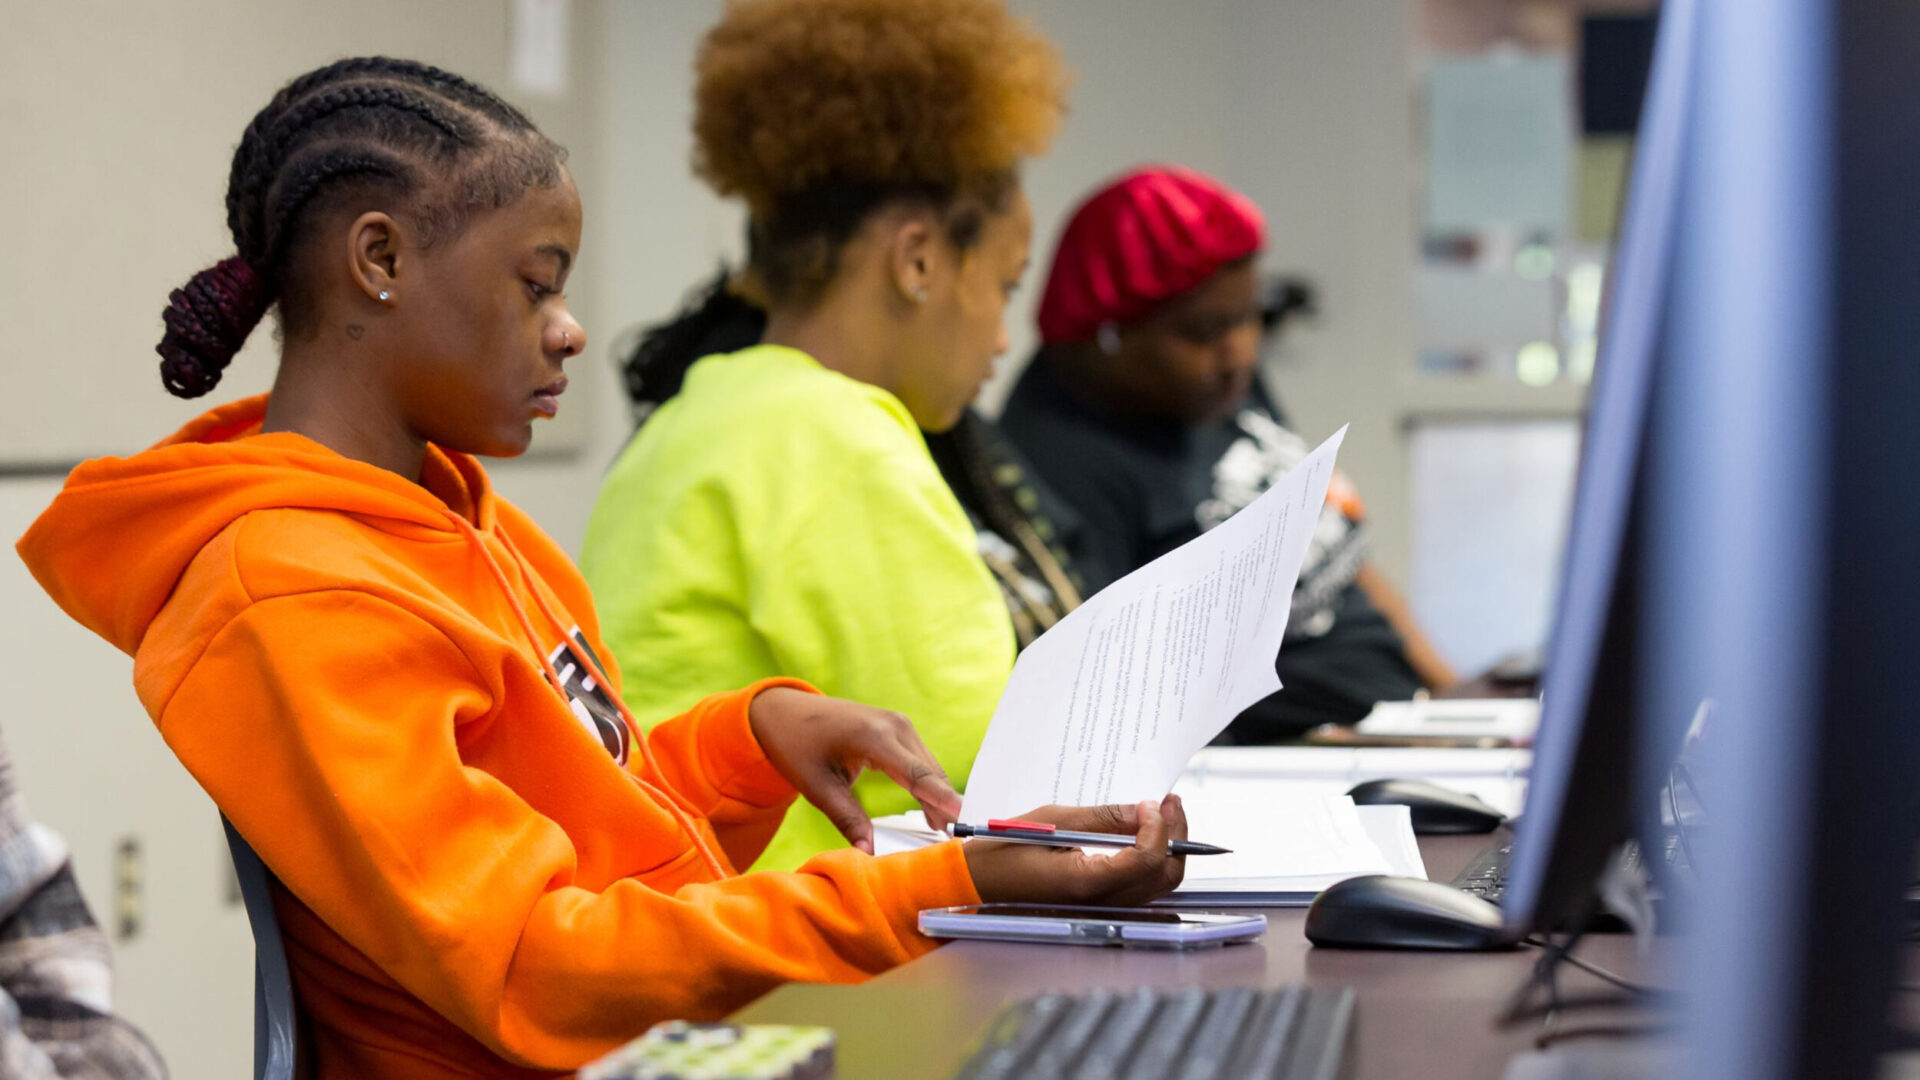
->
[[925, 412, 1041, 571], [745, 178, 1011, 308], [924, 412, 1083, 647], [621, 269, 769, 418], [156, 56, 566, 399]]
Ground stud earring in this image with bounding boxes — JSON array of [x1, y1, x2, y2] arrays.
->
[[377, 290, 391, 302], [911, 286, 929, 304], [1097, 322, 1122, 356]]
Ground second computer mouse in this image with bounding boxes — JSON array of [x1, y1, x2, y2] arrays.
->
[[1304, 875, 1515, 951], [1346, 778, 1506, 834]]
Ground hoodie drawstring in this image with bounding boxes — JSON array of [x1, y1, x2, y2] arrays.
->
[[491, 530, 716, 825], [446, 514, 730, 881]]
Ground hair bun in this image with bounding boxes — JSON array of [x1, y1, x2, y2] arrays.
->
[[157, 256, 270, 398]]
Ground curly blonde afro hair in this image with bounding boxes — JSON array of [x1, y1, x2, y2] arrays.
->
[[693, 0, 1067, 217]]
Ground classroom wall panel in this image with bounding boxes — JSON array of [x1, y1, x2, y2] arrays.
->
[[0, 0, 598, 467]]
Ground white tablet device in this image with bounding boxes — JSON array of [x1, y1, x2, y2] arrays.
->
[[917, 904, 1266, 950]]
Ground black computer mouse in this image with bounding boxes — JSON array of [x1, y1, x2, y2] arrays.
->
[[1346, 778, 1506, 835], [1305, 875, 1515, 951]]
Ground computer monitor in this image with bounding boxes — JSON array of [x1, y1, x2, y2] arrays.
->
[[1658, 2, 1920, 1078], [1498, 0, 1699, 938], [1480, 0, 1920, 1070]]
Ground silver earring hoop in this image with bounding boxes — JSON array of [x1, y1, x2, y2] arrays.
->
[[1097, 322, 1122, 356], [377, 290, 391, 302]]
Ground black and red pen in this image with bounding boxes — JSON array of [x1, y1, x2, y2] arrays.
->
[[946, 818, 1230, 857]]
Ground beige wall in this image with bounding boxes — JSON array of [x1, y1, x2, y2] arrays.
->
[[0, 1, 1421, 1073], [1221, 0, 1421, 589]]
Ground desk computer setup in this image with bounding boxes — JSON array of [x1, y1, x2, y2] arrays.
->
[[1306, 0, 1920, 1073], [1308, 0, 1697, 968], [699, 0, 1920, 1076], [957, 0, 1920, 1072], [937, 1, 1704, 1075]]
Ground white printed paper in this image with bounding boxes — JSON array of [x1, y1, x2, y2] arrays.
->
[[961, 427, 1347, 820], [872, 791, 1422, 896], [1177, 745, 1531, 818], [1158, 803, 1423, 906], [1359, 805, 1429, 881], [1355, 697, 1540, 742], [1175, 792, 1390, 883]]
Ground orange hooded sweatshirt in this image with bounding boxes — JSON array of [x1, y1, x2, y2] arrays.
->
[[15, 396, 978, 1079]]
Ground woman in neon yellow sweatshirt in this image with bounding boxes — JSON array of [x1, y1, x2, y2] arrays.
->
[[582, 0, 1067, 870]]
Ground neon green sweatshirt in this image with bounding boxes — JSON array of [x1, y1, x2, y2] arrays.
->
[[582, 345, 1014, 871]]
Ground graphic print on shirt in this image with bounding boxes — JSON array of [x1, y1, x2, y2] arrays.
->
[[1199, 407, 1369, 639], [547, 627, 631, 765]]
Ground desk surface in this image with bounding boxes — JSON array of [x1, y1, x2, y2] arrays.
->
[[730, 834, 1658, 1079]]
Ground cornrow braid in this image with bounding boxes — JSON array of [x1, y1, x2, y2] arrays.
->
[[222, 56, 398, 245], [259, 148, 414, 264], [256, 84, 473, 182], [158, 56, 566, 399]]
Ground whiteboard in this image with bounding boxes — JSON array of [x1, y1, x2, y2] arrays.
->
[[0, 0, 595, 466]]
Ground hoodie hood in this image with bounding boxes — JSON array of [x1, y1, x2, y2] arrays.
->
[[17, 395, 500, 656]]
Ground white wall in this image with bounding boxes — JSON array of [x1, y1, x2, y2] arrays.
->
[[991, 0, 1234, 409], [1410, 419, 1580, 674], [0, 2, 1427, 1074], [0, 0, 597, 465], [1220, 0, 1419, 586]]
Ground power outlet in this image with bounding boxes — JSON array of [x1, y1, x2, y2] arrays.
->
[[113, 835, 142, 942]]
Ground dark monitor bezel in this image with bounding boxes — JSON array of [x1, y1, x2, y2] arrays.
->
[[1499, 0, 1699, 936]]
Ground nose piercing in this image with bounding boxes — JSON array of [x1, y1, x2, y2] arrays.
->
[[561, 330, 572, 352]]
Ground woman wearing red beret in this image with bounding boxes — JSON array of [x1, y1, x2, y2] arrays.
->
[[1000, 166, 1459, 742]]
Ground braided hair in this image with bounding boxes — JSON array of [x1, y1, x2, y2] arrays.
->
[[157, 57, 566, 398]]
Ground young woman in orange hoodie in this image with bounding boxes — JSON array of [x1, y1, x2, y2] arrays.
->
[[16, 57, 1185, 1080]]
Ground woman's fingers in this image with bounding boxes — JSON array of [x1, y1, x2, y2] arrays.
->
[[961, 798, 1189, 906], [1012, 802, 1142, 836], [884, 724, 963, 830], [1158, 794, 1189, 890], [850, 710, 961, 830], [806, 766, 877, 854], [1085, 800, 1171, 904]]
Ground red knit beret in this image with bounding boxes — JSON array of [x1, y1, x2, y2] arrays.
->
[[1036, 165, 1266, 344]]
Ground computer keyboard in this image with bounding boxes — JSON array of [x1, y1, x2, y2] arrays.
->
[[952, 986, 1355, 1080], [1450, 839, 1516, 904], [1450, 835, 1690, 908]]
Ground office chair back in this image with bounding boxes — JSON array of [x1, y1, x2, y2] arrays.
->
[[221, 817, 302, 1080]]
